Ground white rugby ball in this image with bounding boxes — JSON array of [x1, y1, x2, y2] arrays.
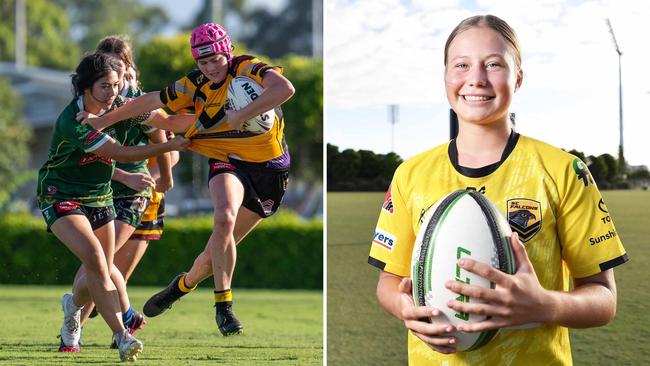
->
[[227, 76, 275, 134], [410, 189, 516, 352]]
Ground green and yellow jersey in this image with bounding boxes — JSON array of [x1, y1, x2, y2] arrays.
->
[[159, 55, 288, 163], [37, 95, 152, 206], [369, 132, 628, 366]]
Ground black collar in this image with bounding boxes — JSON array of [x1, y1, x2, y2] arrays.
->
[[448, 130, 520, 178]]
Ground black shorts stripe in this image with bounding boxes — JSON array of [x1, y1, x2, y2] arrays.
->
[[368, 256, 386, 271], [599, 253, 629, 271]]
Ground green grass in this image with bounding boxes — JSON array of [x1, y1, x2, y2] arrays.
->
[[0, 286, 322, 365], [327, 190, 650, 366]]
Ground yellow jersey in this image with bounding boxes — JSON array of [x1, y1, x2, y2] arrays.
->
[[369, 132, 628, 365], [159, 55, 288, 162]]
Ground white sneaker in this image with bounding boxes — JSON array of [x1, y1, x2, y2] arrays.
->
[[59, 294, 82, 352], [115, 329, 143, 362]]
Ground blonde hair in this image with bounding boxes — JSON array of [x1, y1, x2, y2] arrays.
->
[[444, 15, 522, 72]]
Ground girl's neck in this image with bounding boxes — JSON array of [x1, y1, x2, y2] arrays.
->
[[82, 93, 103, 115], [455, 117, 512, 169]]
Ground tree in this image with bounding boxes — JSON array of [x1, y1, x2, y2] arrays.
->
[[241, 0, 314, 58], [0, 77, 33, 211], [52, 0, 168, 53], [587, 155, 608, 186], [568, 149, 586, 164], [0, 0, 80, 70], [276, 55, 323, 181], [598, 153, 618, 181]]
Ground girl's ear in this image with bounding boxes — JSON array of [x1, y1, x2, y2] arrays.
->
[[515, 70, 524, 92]]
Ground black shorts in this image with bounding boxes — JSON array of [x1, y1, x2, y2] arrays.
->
[[130, 191, 165, 241], [38, 199, 116, 232], [208, 159, 289, 218], [114, 196, 149, 228]]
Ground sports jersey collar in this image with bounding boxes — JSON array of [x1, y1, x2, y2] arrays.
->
[[448, 129, 520, 178], [76, 95, 108, 117], [209, 78, 226, 90]]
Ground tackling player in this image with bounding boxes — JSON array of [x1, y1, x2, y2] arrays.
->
[[368, 15, 628, 365], [37, 52, 189, 361], [79, 22, 295, 336], [75, 36, 181, 347]]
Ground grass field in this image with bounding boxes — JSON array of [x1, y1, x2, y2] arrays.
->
[[0, 286, 322, 365], [327, 190, 650, 366]]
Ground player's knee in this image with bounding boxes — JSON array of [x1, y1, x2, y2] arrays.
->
[[213, 208, 237, 232], [83, 252, 110, 280]]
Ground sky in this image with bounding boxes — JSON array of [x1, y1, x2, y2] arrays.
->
[[325, 0, 650, 167], [141, 0, 287, 38]]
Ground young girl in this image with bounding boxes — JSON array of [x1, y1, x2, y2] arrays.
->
[[368, 15, 628, 365], [76, 36, 180, 344], [37, 52, 189, 361], [80, 22, 295, 336]]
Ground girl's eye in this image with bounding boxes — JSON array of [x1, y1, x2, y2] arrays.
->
[[486, 62, 501, 69]]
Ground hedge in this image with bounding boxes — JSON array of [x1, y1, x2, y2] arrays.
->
[[0, 211, 322, 289]]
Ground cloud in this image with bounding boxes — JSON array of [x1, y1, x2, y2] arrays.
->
[[325, 0, 650, 166]]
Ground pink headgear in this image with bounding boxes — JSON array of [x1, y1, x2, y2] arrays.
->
[[190, 23, 233, 61]]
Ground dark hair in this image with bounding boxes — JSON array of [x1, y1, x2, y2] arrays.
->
[[444, 15, 522, 73], [96, 35, 135, 69], [71, 53, 120, 96]]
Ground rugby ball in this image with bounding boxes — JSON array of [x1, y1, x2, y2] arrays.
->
[[227, 76, 275, 134], [410, 189, 516, 352]]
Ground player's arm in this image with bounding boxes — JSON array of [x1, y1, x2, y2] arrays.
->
[[377, 271, 457, 354], [93, 135, 189, 163], [145, 128, 174, 192], [112, 168, 155, 192], [148, 151, 180, 182], [81, 92, 164, 131], [145, 111, 196, 133], [445, 233, 617, 332], [226, 69, 295, 129]]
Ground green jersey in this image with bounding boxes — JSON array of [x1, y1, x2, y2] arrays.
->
[[112, 85, 157, 198], [37, 95, 151, 206]]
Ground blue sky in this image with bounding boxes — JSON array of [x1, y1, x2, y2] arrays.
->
[[325, 0, 650, 167]]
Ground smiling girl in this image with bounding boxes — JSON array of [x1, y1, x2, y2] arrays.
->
[[368, 15, 628, 365]]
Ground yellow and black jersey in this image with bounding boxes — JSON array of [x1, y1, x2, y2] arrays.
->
[[369, 132, 627, 365], [159, 55, 287, 162]]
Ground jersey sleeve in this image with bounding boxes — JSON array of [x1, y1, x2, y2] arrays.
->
[[59, 117, 111, 153], [159, 75, 196, 113], [368, 169, 416, 277], [557, 158, 628, 278], [233, 56, 283, 85]]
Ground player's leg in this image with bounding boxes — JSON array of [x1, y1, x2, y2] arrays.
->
[[115, 238, 149, 280], [78, 211, 141, 328], [141, 207, 261, 318], [187, 207, 263, 286], [51, 216, 125, 350]]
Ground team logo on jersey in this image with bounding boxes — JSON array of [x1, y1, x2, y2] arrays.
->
[[507, 198, 542, 242], [47, 186, 57, 195], [382, 185, 394, 214], [598, 198, 608, 213], [572, 158, 594, 187], [373, 228, 396, 251], [54, 200, 81, 213]]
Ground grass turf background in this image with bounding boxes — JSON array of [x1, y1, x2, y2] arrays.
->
[[0, 286, 322, 365]]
